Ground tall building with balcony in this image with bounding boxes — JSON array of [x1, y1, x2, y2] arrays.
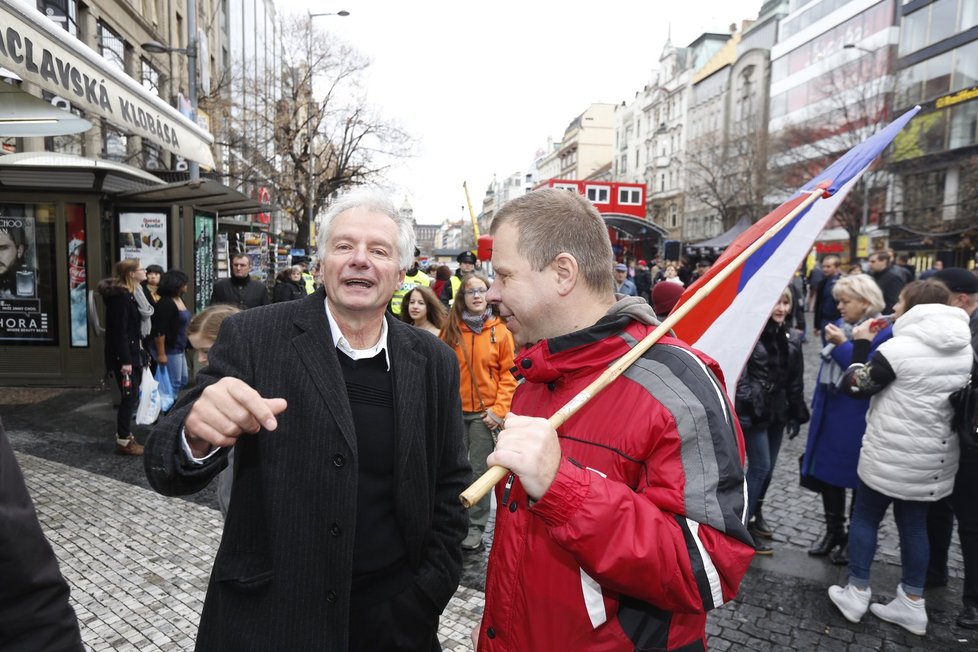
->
[[642, 32, 730, 241], [549, 103, 615, 183], [887, 0, 978, 265]]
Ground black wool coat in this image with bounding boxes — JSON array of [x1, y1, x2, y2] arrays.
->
[[144, 290, 471, 651]]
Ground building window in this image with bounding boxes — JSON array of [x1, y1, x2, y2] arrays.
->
[[554, 183, 577, 193], [669, 204, 678, 228], [660, 174, 665, 191], [98, 21, 125, 71], [141, 59, 161, 97], [39, 0, 78, 36], [103, 121, 128, 162], [619, 188, 642, 205], [585, 186, 609, 204]]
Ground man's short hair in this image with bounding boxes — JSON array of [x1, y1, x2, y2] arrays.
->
[[822, 255, 841, 267], [317, 188, 416, 271], [490, 189, 613, 294], [869, 251, 891, 264], [231, 253, 251, 265], [0, 224, 26, 249]]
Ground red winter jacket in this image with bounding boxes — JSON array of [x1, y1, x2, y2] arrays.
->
[[479, 299, 754, 651]]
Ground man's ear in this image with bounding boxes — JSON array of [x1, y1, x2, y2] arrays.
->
[[550, 253, 579, 296]]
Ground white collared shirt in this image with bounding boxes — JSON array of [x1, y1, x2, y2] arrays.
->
[[183, 299, 392, 462], [324, 297, 391, 371]]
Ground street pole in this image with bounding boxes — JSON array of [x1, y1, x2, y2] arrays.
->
[[187, 0, 199, 181]]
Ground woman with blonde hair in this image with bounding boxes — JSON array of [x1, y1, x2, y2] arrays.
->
[[801, 274, 889, 564], [399, 284, 446, 336], [96, 259, 147, 456], [440, 272, 517, 551]]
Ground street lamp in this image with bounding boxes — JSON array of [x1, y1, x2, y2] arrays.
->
[[142, 0, 200, 180], [305, 10, 349, 247]]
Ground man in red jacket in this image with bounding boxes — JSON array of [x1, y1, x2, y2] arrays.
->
[[477, 188, 754, 651]]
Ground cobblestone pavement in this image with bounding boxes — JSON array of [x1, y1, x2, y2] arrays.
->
[[3, 328, 977, 650]]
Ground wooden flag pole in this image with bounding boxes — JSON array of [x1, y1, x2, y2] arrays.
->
[[459, 185, 828, 508]]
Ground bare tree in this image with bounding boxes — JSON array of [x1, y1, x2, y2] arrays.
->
[[211, 15, 413, 250], [685, 122, 771, 235], [769, 52, 891, 261]]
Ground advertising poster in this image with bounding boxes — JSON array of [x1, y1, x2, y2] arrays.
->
[[119, 212, 167, 270], [67, 204, 88, 347], [194, 215, 214, 311], [0, 213, 57, 343]]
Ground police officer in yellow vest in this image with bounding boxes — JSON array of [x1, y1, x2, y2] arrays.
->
[[439, 250, 476, 306], [293, 256, 316, 295], [390, 247, 431, 315]]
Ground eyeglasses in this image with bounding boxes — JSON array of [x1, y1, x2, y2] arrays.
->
[[463, 288, 487, 297]]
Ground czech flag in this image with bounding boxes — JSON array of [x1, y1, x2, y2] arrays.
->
[[671, 106, 921, 396]]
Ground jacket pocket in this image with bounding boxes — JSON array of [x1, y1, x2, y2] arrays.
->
[[212, 552, 273, 593]]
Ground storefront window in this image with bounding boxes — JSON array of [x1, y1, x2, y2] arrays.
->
[[0, 203, 58, 345], [66, 204, 88, 347]]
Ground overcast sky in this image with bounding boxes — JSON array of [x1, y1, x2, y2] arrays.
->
[[277, 0, 767, 224]]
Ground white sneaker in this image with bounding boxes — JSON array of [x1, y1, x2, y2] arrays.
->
[[828, 583, 871, 623], [870, 584, 927, 635]]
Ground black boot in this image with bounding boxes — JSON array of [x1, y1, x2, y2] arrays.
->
[[751, 500, 773, 539], [749, 523, 773, 555], [829, 534, 848, 565], [809, 511, 846, 556]]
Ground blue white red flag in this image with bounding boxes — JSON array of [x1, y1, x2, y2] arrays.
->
[[671, 107, 921, 396]]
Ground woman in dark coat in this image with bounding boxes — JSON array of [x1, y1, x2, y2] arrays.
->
[[801, 274, 890, 564], [96, 259, 146, 455], [736, 287, 808, 554], [272, 265, 305, 303]]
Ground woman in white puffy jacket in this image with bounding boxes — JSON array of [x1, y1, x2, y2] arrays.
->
[[827, 280, 973, 637]]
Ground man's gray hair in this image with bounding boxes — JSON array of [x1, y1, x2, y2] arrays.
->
[[316, 188, 416, 271], [490, 189, 614, 294]]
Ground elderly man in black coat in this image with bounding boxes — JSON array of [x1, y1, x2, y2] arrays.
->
[[145, 189, 471, 651]]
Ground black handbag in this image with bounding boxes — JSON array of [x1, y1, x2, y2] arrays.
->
[[950, 350, 978, 452]]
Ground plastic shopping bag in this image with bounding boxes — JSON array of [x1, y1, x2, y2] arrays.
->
[[135, 367, 161, 425], [156, 365, 175, 413]]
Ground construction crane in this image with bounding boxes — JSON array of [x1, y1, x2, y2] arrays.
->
[[462, 181, 480, 244]]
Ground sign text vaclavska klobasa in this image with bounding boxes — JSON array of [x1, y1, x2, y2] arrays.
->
[[1, 1, 215, 168]]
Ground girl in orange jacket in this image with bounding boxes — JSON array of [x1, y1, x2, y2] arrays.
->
[[440, 272, 517, 550]]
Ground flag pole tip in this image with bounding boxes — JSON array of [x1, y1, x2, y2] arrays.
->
[[816, 179, 832, 198]]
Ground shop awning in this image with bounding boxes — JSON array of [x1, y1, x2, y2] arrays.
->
[[0, 151, 164, 192], [603, 214, 669, 239], [115, 179, 274, 215], [687, 216, 752, 253], [0, 82, 92, 136], [1, 0, 215, 168]]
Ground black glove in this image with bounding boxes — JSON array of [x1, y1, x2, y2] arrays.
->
[[786, 420, 800, 440]]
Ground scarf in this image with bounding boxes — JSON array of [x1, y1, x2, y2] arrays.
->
[[818, 315, 878, 387], [133, 288, 154, 338], [462, 307, 492, 334]]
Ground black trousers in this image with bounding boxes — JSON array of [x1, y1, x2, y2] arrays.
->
[[928, 451, 978, 606], [114, 366, 141, 438], [348, 583, 441, 651]]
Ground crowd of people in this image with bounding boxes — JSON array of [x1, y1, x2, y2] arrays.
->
[[79, 185, 978, 649]]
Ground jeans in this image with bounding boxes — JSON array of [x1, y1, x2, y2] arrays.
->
[[463, 412, 495, 531], [848, 480, 930, 595], [744, 422, 785, 520]]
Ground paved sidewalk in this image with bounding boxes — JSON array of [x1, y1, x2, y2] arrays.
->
[[20, 452, 482, 651]]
